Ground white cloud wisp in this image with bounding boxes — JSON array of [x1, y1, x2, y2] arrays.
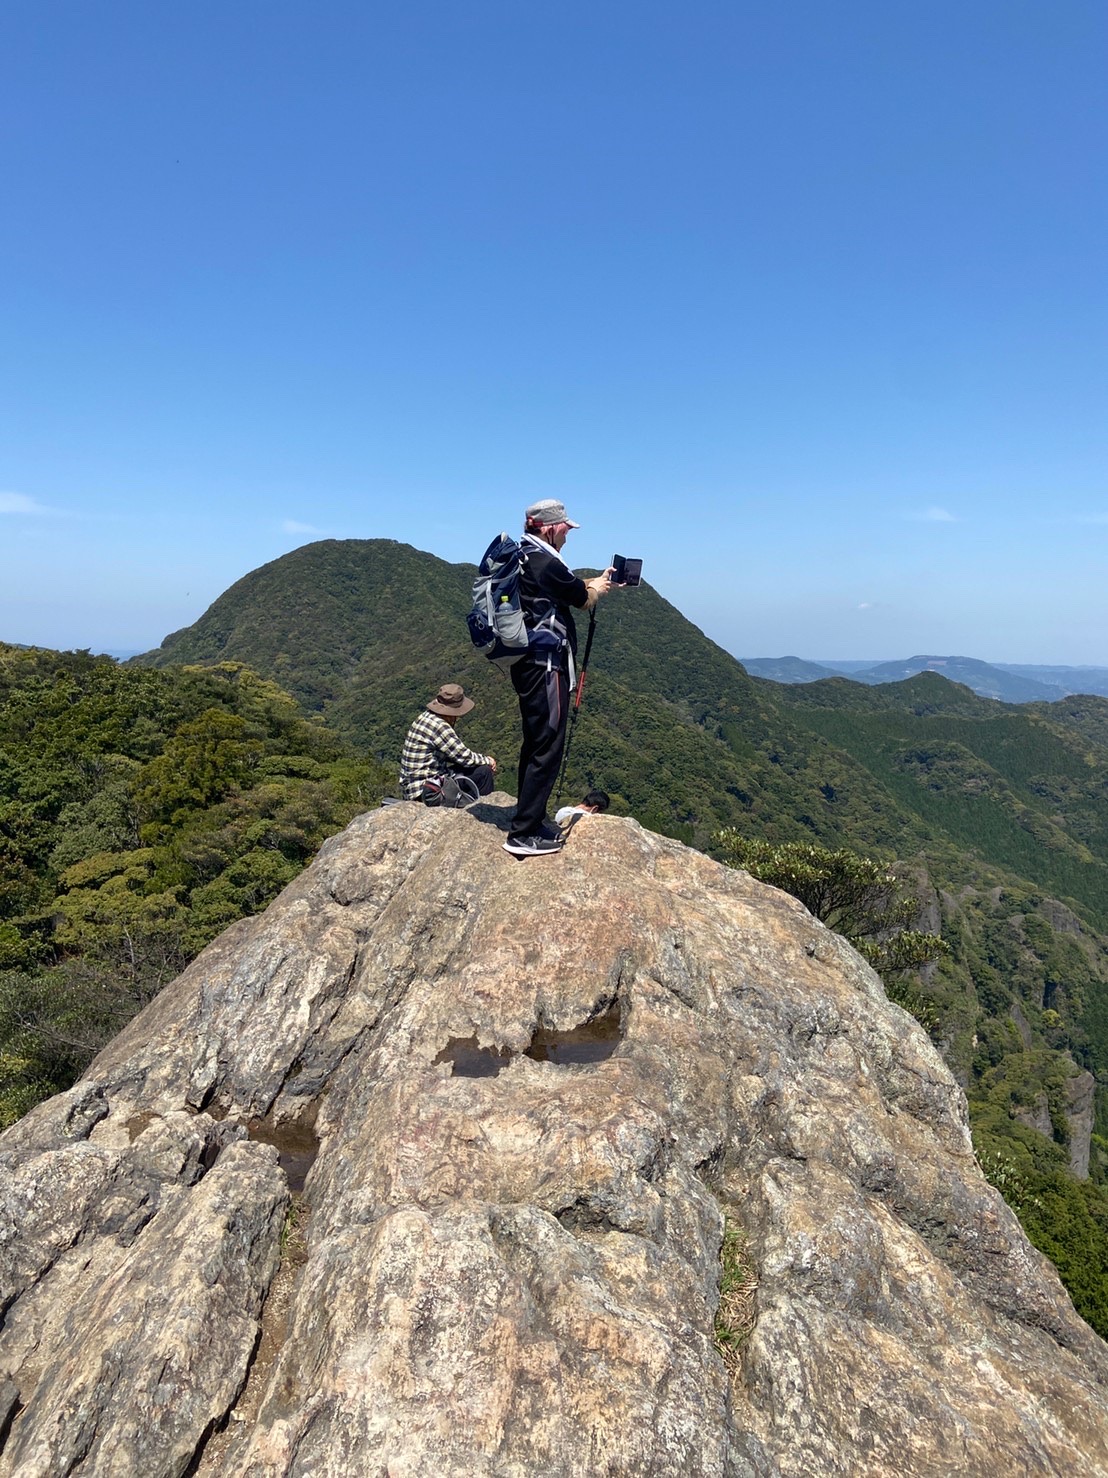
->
[[906, 506, 958, 523], [0, 492, 54, 515]]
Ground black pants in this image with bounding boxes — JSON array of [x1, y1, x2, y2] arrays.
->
[[510, 657, 569, 839], [464, 763, 496, 796]]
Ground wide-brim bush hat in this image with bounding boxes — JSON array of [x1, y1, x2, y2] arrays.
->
[[427, 683, 475, 717]]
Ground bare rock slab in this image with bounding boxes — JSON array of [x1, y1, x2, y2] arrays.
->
[[2, 801, 1107, 1476]]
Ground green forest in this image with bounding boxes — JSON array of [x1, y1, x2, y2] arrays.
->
[[0, 644, 389, 1125], [5, 536, 1108, 1336]]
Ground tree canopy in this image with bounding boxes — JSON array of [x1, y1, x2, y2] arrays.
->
[[0, 645, 389, 1125]]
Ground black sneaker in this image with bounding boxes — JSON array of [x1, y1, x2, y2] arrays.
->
[[503, 834, 563, 857]]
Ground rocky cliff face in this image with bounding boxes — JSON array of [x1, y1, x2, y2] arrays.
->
[[1067, 1070, 1097, 1179], [2, 801, 1107, 1477], [1011, 1070, 1097, 1178]]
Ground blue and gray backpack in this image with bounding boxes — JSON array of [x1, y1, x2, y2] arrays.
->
[[467, 533, 530, 668]]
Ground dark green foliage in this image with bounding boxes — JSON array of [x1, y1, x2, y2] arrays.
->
[[1026, 694, 1108, 753], [771, 669, 994, 719], [0, 644, 390, 1125], [975, 1134, 1108, 1338], [773, 698, 1108, 929], [1020, 1172, 1108, 1336]]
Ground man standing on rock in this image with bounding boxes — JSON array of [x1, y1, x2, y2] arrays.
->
[[504, 500, 614, 858]]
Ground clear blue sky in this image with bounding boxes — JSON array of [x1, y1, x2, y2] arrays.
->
[[2, 1, 1106, 663]]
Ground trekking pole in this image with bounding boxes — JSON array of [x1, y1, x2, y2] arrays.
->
[[555, 608, 598, 806]]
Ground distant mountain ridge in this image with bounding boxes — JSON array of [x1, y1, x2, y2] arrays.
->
[[996, 662, 1108, 696], [743, 654, 1108, 702], [738, 655, 840, 684], [848, 655, 1067, 703]]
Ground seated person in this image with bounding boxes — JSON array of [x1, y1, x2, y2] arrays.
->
[[400, 684, 497, 803], [555, 789, 610, 833]]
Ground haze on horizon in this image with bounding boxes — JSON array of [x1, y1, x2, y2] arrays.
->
[[2, 3, 1106, 667]]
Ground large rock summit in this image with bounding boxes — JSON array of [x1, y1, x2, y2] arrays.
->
[[2, 802, 1107, 1476]]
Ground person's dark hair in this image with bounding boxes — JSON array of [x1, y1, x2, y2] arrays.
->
[[583, 790, 610, 812]]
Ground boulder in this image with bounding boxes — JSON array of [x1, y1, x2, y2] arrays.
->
[[2, 800, 1106, 1477]]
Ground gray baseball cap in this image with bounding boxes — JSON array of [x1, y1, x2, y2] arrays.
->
[[525, 499, 580, 529]]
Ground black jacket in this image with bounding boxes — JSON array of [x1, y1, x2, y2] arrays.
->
[[518, 536, 589, 658]]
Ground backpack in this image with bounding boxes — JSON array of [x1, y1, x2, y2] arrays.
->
[[420, 773, 481, 808], [467, 533, 530, 667]]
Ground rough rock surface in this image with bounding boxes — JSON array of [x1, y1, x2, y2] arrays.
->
[[1012, 1089, 1056, 1142], [1010, 1069, 1097, 1179], [2, 800, 1107, 1477], [1067, 1069, 1097, 1179]]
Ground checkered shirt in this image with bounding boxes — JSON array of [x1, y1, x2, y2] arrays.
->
[[399, 709, 492, 800]]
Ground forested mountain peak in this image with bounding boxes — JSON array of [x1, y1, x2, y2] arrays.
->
[[143, 539, 458, 710]]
